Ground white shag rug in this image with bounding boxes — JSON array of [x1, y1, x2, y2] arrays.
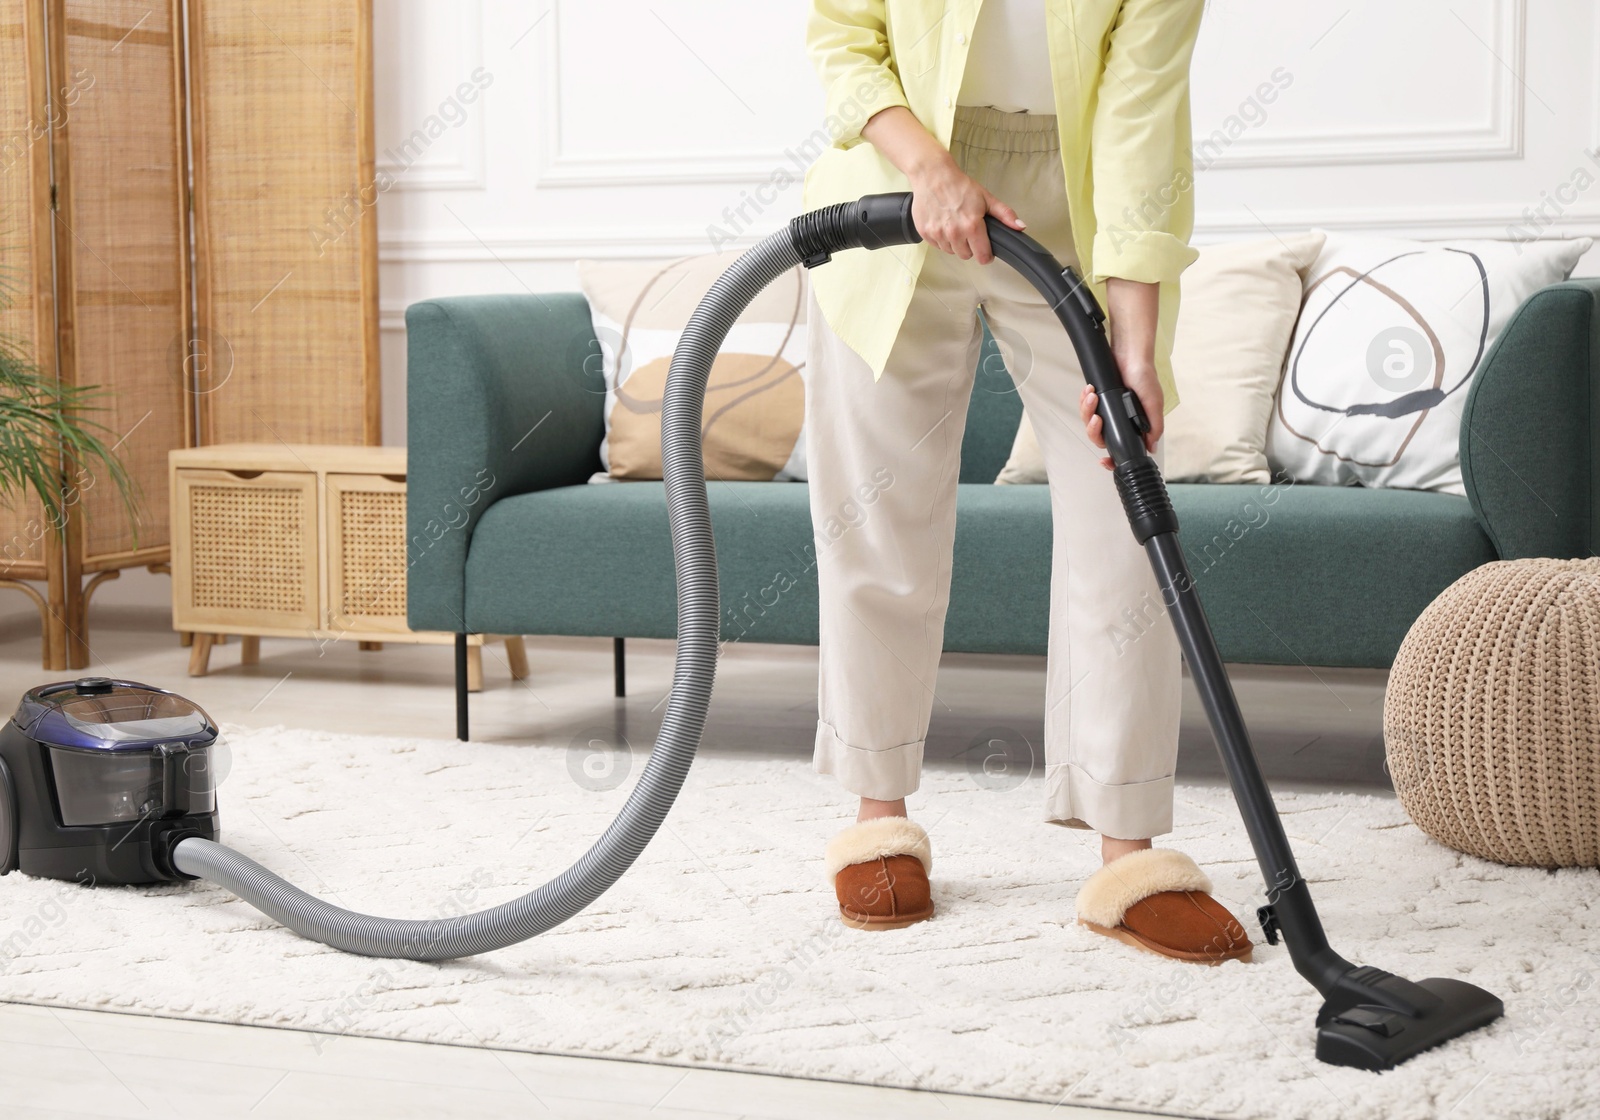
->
[[2, 725, 1597, 1120]]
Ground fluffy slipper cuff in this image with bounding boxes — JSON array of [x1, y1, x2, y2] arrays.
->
[[823, 817, 933, 883], [1075, 848, 1213, 929]]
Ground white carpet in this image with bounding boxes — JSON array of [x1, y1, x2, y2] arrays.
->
[[2, 725, 1596, 1120]]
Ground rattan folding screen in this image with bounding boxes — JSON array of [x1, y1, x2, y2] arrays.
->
[[0, 0, 376, 670], [187, 0, 379, 446], [0, 1, 54, 644]]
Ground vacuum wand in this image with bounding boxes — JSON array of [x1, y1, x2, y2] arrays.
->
[[800, 192, 1501, 1070]]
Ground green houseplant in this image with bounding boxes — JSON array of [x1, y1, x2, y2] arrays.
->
[[0, 327, 138, 563]]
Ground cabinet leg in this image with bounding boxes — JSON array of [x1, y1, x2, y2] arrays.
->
[[240, 635, 260, 666], [179, 631, 193, 648], [359, 641, 383, 651], [504, 636, 529, 681], [467, 643, 484, 693], [188, 633, 214, 677], [614, 637, 626, 698]]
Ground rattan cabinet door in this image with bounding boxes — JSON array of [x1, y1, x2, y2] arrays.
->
[[324, 473, 411, 635], [172, 469, 320, 632]]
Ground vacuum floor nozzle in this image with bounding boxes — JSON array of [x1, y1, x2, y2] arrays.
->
[[1315, 968, 1503, 1070]]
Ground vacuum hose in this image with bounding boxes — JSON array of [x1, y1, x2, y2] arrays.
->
[[169, 195, 919, 960]]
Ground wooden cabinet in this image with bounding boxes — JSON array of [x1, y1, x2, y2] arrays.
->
[[170, 444, 525, 688], [324, 471, 411, 635], [173, 468, 322, 633]]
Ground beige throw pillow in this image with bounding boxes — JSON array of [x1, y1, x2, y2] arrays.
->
[[579, 254, 809, 481], [995, 232, 1324, 486], [1164, 232, 1325, 483]]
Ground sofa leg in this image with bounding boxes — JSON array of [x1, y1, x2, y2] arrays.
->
[[455, 633, 469, 741], [614, 637, 626, 698]]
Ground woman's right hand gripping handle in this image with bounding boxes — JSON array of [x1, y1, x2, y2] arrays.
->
[[860, 105, 1026, 264]]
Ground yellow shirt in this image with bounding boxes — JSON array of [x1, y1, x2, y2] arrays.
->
[[804, 0, 1204, 413]]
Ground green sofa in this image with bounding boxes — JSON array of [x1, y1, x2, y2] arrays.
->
[[407, 280, 1600, 735]]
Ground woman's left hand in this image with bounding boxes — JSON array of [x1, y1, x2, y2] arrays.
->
[[1080, 277, 1164, 470], [1078, 367, 1162, 471]]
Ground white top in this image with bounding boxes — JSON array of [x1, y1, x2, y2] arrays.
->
[[957, 0, 1056, 115]]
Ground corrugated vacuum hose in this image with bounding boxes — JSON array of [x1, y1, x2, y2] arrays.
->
[[170, 224, 814, 960], [173, 194, 1500, 1070]]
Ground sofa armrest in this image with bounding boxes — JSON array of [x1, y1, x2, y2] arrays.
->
[[1460, 278, 1600, 561], [406, 292, 604, 633]]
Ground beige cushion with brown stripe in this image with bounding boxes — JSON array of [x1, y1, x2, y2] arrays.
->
[[579, 253, 810, 482]]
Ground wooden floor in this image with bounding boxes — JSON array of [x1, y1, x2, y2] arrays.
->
[[0, 580, 1391, 1119], [0, 1003, 1165, 1120]]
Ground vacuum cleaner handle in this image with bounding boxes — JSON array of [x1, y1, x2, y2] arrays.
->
[[802, 193, 1156, 471], [979, 218, 1156, 466], [789, 191, 920, 264], [977, 216, 1180, 547]]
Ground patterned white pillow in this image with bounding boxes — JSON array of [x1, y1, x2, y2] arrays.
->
[[1266, 233, 1591, 494]]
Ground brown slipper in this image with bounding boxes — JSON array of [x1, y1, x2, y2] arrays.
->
[[825, 817, 934, 930], [1075, 849, 1253, 965]]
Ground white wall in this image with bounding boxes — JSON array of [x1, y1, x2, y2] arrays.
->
[[373, 0, 1600, 445]]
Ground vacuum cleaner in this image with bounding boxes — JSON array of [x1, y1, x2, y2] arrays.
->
[[0, 193, 1501, 1070]]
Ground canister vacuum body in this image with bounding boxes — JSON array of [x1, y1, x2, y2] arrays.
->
[[0, 678, 221, 886]]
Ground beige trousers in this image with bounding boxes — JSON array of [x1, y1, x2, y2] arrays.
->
[[807, 107, 1182, 840]]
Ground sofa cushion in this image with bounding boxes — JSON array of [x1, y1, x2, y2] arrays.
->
[[463, 482, 1053, 651], [468, 481, 819, 645], [465, 479, 1494, 668], [1169, 481, 1496, 667], [998, 233, 1326, 487]]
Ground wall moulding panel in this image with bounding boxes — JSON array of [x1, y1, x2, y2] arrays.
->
[[379, 226, 723, 264], [376, 208, 1600, 268], [372, 0, 486, 190], [1191, 0, 1527, 169], [533, 0, 820, 190]]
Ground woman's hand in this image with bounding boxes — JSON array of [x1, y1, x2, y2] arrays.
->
[[1079, 277, 1164, 471], [1079, 368, 1163, 471], [907, 157, 1024, 264], [860, 106, 1024, 264]]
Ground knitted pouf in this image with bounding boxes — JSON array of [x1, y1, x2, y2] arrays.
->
[[1384, 558, 1600, 867]]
